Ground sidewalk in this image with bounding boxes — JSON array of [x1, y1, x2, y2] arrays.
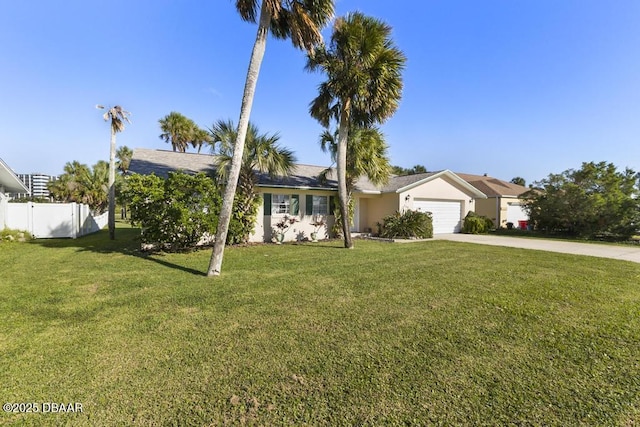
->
[[432, 233, 640, 264]]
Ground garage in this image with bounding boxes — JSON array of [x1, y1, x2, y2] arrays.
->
[[414, 199, 463, 234], [506, 202, 528, 225]]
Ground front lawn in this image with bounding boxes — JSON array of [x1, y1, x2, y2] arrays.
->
[[1, 228, 639, 425]]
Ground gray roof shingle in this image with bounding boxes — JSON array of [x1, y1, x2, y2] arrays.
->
[[129, 149, 509, 198], [129, 148, 337, 189]]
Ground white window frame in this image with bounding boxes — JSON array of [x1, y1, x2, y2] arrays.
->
[[272, 194, 291, 215], [312, 195, 329, 215]]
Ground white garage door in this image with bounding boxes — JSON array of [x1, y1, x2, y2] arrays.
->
[[506, 203, 528, 224], [413, 200, 462, 234]]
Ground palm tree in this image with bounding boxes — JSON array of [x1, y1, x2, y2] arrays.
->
[[159, 112, 193, 153], [159, 112, 212, 153], [116, 146, 133, 174], [207, 0, 334, 277], [319, 126, 391, 194], [48, 161, 109, 214], [48, 161, 89, 203], [209, 119, 296, 243], [80, 161, 110, 214], [99, 105, 131, 240], [115, 146, 133, 219], [190, 127, 213, 153], [306, 12, 406, 248], [318, 126, 391, 237]]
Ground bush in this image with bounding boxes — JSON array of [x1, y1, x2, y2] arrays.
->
[[125, 172, 221, 251], [462, 212, 494, 234], [377, 210, 433, 239]]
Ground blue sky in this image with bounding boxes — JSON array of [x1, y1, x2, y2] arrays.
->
[[1, 1, 639, 185]]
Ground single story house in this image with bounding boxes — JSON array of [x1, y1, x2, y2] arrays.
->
[[456, 173, 529, 228], [0, 157, 29, 229], [129, 148, 489, 242]]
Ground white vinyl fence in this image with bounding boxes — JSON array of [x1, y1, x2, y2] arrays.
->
[[0, 201, 108, 238]]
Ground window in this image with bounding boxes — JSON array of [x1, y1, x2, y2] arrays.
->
[[306, 195, 334, 216], [312, 196, 328, 215], [269, 194, 299, 215], [272, 194, 290, 215]]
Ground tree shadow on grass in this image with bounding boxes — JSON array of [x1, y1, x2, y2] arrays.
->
[[27, 226, 207, 276]]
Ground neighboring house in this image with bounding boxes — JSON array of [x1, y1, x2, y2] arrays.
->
[[456, 173, 529, 228], [129, 148, 488, 242], [0, 157, 30, 229], [351, 171, 486, 235]]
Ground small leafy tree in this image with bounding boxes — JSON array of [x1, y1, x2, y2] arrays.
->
[[522, 161, 640, 239], [510, 176, 526, 187]]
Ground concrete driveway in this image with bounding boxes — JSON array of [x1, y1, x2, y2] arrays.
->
[[432, 233, 640, 264]]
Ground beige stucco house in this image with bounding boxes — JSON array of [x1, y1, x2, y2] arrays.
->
[[129, 149, 489, 242], [456, 173, 529, 229]]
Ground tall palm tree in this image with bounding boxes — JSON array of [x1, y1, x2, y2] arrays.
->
[[207, 0, 334, 277], [209, 119, 296, 243], [99, 105, 131, 240], [306, 12, 405, 248]]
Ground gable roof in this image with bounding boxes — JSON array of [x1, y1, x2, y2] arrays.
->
[[0, 157, 29, 193], [382, 170, 487, 198], [455, 173, 528, 197]]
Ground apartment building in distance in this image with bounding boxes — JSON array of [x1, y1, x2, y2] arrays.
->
[[13, 173, 57, 199]]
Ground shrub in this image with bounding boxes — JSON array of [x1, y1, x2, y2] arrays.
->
[[462, 212, 494, 234], [0, 229, 31, 242], [226, 191, 260, 245], [125, 172, 221, 251], [377, 210, 433, 239]]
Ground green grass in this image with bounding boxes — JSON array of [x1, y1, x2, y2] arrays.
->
[[1, 226, 639, 425]]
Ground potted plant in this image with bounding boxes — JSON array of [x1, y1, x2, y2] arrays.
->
[[309, 217, 326, 242], [272, 215, 298, 244]]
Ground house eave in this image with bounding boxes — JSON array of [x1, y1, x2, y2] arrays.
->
[[256, 184, 337, 192]]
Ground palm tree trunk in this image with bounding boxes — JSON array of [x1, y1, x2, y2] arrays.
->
[[337, 107, 353, 248], [108, 128, 116, 240], [207, 0, 271, 276]]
